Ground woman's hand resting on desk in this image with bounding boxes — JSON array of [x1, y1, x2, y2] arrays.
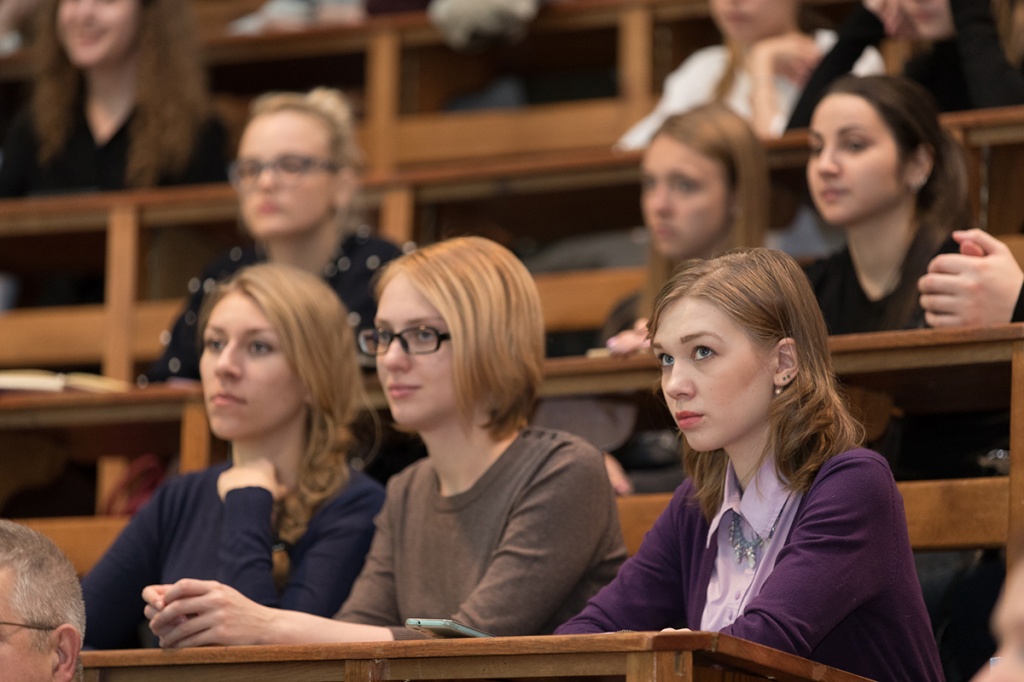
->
[[605, 318, 651, 356], [143, 579, 277, 647]]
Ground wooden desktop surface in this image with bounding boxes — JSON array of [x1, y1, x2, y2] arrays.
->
[[81, 631, 871, 682]]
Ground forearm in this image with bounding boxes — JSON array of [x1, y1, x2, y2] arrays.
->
[[266, 610, 395, 644]]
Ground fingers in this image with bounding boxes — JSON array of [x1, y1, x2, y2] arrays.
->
[[952, 229, 1006, 257], [606, 329, 650, 356]]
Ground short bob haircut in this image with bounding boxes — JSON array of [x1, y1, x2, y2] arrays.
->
[[374, 236, 544, 440], [198, 263, 366, 551], [642, 104, 770, 314], [648, 248, 863, 520]]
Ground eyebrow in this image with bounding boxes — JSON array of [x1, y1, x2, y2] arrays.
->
[[373, 317, 446, 328], [204, 324, 277, 337], [652, 330, 723, 350]]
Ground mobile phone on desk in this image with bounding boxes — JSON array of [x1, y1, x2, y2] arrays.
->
[[404, 618, 494, 638]]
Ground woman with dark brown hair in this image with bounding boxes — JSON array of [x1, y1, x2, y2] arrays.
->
[[0, 0, 226, 195]]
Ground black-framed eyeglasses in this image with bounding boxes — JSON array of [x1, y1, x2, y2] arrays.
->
[[229, 154, 339, 189], [357, 326, 451, 356], [0, 621, 58, 632]]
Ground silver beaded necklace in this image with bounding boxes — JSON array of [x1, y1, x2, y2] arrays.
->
[[727, 495, 792, 570]]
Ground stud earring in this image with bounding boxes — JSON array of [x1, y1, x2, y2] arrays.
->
[[774, 386, 782, 396]]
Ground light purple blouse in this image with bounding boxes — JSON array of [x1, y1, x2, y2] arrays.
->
[[700, 460, 801, 632]]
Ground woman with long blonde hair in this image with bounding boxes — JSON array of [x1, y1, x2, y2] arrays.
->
[[82, 264, 385, 649]]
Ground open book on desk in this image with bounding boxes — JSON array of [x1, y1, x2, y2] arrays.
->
[[0, 370, 132, 393]]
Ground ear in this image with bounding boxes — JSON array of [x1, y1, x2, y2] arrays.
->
[[772, 337, 798, 389], [903, 144, 935, 193], [332, 167, 358, 214], [51, 624, 81, 682]]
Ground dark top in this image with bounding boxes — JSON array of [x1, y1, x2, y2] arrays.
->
[[82, 462, 385, 649], [805, 237, 1007, 478], [557, 449, 944, 682], [0, 106, 227, 196], [145, 228, 402, 382], [787, 0, 1024, 130]]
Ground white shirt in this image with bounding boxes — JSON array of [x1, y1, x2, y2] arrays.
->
[[617, 29, 886, 149]]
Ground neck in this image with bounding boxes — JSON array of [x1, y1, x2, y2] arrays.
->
[[726, 429, 770, 493], [846, 200, 919, 301], [230, 420, 307, 492], [265, 223, 344, 274], [421, 422, 518, 497], [84, 56, 139, 143]]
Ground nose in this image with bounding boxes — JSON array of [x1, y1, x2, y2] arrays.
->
[[811, 144, 839, 177], [254, 164, 279, 190], [661, 363, 694, 403], [214, 342, 242, 379], [377, 335, 410, 372], [647, 182, 672, 216]]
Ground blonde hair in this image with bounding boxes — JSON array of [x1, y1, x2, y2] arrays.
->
[[641, 104, 770, 316], [198, 263, 366, 585], [32, 0, 212, 188], [375, 236, 544, 440], [648, 249, 863, 520], [245, 88, 363, 237]]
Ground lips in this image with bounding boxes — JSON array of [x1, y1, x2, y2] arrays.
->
[[386, 384, 418, 400], [674, 411, 703, 429], [815, 187, 847, 203], [209, 392, 244, 407]]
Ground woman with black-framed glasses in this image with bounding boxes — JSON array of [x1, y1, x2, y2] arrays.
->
[[146, 87, 401, 385], [142, 236, 627, 646]]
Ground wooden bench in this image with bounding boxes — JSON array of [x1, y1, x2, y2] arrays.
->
[[616, 478, 1009, 559]]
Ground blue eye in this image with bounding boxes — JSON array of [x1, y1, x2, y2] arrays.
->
[[249, 340, 272, 354], [656, 353, 674, 367], [693, 346, 714, 360], [670, 177, 698, 193]]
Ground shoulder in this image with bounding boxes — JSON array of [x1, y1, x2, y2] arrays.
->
[[333, 469, 386, 507], [515, 427, 606, 473], [145, 462, 228, 512], [344, 230, 403, 260], [803, 248, 851, 287], [199, 247, 261, 282], [807, 448, 897, 504], [812, 28, 839, 51], [664, 45, 729, 87]]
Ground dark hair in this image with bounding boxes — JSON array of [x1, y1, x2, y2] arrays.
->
[[823, 75, 969, 329]]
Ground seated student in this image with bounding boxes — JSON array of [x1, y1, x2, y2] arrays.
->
[[535, 104, 769, 494], [556, 248, 943, 681], [618, 0, 883, 147], [788, 0, 1024, 129], [0, 519, 85, 682], [147, 88, 401, 384], [0, 0, 226, 196], [606, 104, 770, 356], [141, 236, 627, 646], [82, 264, 385, 649]]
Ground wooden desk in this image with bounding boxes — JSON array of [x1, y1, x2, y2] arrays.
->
[[0, 384, 212, 474], [81, 631, 870, 682]]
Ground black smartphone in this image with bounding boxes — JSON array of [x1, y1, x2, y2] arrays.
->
[[404, 618, 494, 638]]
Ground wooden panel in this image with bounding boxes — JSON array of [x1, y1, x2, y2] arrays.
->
[[395, 100, 630, 166], [899, 478, 1008, 550], [535, 266, 646, 332], [19, 516, 128, 576], [617, 492, 673, 556]]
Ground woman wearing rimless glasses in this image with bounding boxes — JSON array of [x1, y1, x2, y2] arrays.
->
[[142, 237, 626, 646], [146, 87, 401, 384]]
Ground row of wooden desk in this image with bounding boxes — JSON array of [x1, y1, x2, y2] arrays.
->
[[81, 631, 871, 682]]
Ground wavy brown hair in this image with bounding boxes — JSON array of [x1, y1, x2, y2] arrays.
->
[[641, 104, 770, 317], [199, 263, 366, 586], [648, 249, 863, 520], [32, 0, 211, 188]]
